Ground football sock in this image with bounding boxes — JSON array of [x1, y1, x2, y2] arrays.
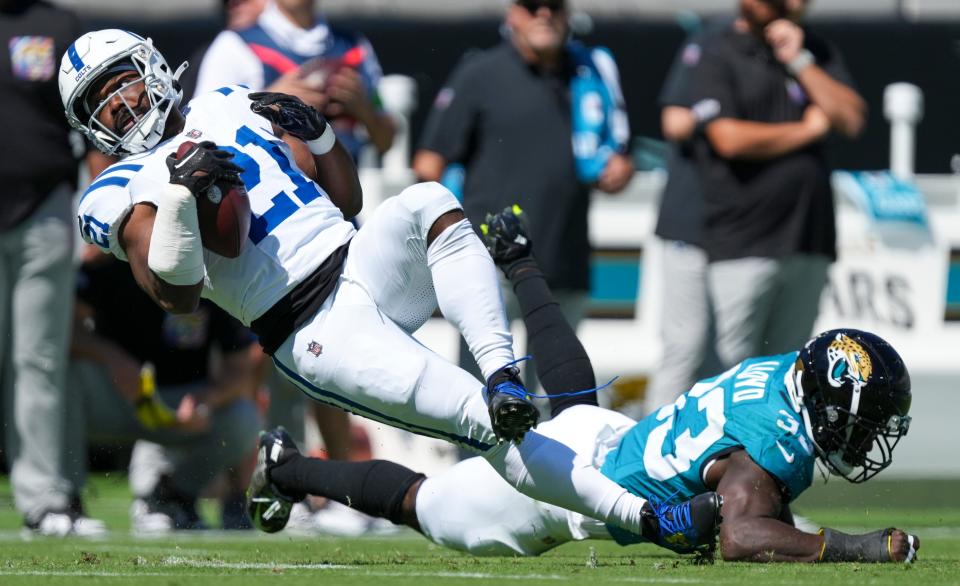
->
[[487, 433, 645, 536], [269, 455, 424, 525], [428, 219, 514, 380], [505, 257, 598, 417]]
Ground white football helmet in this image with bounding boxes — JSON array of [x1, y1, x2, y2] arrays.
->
[[59, 29, 187, 155]]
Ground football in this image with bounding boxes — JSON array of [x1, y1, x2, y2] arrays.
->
[[175, 140, 250, 258]]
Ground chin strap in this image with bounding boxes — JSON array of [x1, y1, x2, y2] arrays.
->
[[173, 60, 189, 80]]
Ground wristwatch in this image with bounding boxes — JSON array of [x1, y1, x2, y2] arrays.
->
[[787, 49, 815, 76]]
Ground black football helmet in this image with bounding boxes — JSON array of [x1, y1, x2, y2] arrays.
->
[[794, 328, 911, 483]]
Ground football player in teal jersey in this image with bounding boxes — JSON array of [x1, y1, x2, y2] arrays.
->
[[248, 207, 917, 563]]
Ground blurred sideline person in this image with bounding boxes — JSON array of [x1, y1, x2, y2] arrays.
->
[[690, 0, 865, 368], [645, 16, 730, 416], [60, 30, 719, 542], [413, 0, 634, 389], [178, 0, 268, 101], [249, 208, 918, 564], [193, 0, 393, 471], [0, 0, 104, 537], [195, 0, 394, 160], [66, 249, 260, 532]]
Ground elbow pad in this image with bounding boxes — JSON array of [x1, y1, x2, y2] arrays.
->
[[147, 183, 206, 286]]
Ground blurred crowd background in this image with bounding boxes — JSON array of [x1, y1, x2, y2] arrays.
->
[[1, 0, 958, 537]]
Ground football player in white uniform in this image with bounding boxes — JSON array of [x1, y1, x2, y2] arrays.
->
[[58, 29, 721, 543]]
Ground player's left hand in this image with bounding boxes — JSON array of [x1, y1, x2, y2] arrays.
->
[[249, 91, 330, 141], [166, 140, 243, 197], [888, 529, 920, 563], [597, 153, 635, 194], [765, 19, 805, 65]]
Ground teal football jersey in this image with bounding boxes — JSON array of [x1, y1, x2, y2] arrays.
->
[[601, 353, 816, 545]]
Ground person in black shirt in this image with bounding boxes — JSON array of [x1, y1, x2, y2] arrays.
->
[[66, 249, 261, 532], [690, 0, 865, 368], [413, 0, 633, 386], [0, 0, 106, 536]]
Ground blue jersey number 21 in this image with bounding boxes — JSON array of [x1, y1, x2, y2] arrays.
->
[[222, 125, 323, 245]]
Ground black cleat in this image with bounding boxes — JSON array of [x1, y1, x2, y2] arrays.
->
[[247, 427, 306, 534], [642, 492, 723, 554], [480, 205, 532, 265], [484, 365, 540, 443]]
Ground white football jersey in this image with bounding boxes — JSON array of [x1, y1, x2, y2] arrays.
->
[[77, 85, 356, 325]]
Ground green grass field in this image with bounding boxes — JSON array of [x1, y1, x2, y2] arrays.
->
[[0, 475, 956, 585]]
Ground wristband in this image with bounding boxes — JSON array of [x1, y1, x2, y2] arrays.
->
[[306, 125, 336, 156], [147, 183, 206, 286], [819, 527, 893, 563], [787, 49, 815, 76]]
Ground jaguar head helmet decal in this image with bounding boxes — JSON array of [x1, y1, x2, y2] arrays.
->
[[826, 334, 873, 392]]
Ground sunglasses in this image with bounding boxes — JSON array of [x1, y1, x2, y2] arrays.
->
[[516, 0, 566, 14]]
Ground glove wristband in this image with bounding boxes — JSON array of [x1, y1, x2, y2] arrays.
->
[[306, 124, 336, 156], [787, 49, 815, 76]]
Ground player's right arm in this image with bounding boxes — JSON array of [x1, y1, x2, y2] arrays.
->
[[121, 142, 243, 314], [714, 450, 918, 563], [119, 202, 203, 314]]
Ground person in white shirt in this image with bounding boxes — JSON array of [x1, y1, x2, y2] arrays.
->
[[195, 0, 394, 159]]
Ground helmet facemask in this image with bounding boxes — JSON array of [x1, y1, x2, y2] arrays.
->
[[807, 395, 911, 483]]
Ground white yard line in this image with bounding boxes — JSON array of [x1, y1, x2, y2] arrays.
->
[[160, 558, 701, 582]]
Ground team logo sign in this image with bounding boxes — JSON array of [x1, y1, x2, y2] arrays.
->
[[826, 334, 873, 391], [9, 36, 55, 81]]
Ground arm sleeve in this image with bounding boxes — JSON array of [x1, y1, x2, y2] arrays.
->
[[194, 31, 263, 95], [743, 428, 815, 503], [659, 29, 710, 108], [689, 43, 740, 126], [77, 182, 135, 261], [417, 55, 482, 163]]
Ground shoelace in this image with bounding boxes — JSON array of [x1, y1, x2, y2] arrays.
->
[[489, 356, 620, 401], [648, 492, 693, 538], [490, 380, 530, 400]]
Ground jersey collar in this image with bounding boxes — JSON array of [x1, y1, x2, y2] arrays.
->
[[260, 1, 331, 56]]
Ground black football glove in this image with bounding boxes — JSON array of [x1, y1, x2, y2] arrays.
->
[[165, 140, 243, 198], [249, 92, 330, 141]]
